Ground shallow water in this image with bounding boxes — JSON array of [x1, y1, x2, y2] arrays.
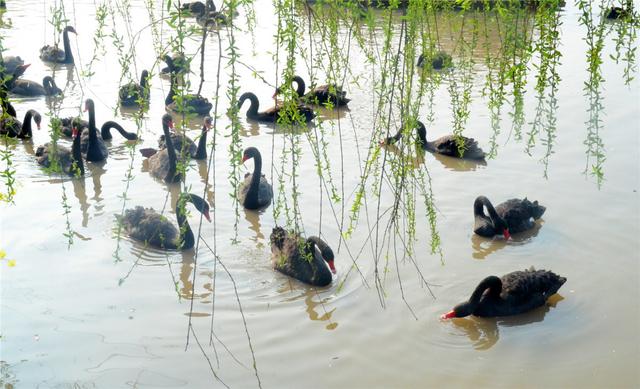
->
[[1, 1, 639, 388]]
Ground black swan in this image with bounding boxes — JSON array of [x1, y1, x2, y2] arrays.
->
[[383, 121, 485, 160], [270, 226, 336, 287], [40, 26, 77, 64], [181, 0, 215, 13], [238, 147, 273, 209], [165, 73, 212, 116], [60, 117, 88, 137], [35, 126, 84, 177], [1, 55, 25, 74], [606, 2, 632, 19], [119, 70, 150, 106], [11, 76, 62, 96], [474, 196, 546, 239], [151, 116, 211, 160], [79, 99, 138, 161], [0, 109, 41, 139], [276, 75, 350, 107], [118, 193, 211, 250], [238, 91, 315, 123], [416, 51, 452, 70], [440, 268, 566, 319], [160, 53, 190, 76], [141, 114, 183, 183]]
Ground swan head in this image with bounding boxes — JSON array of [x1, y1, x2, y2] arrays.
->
[[241, 146, 260, 163], [33, 111, 42, 130], [203, 116, 213, 131], [65, 26, 77, 34], [441, 301, 473, 320], [162, 113, 174, 129], [83, 98, 94, 112]]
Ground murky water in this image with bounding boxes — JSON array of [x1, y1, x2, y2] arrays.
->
[[1, 1, 639, 387]]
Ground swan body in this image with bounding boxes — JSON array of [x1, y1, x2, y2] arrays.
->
[[142, 114, 183, 183], [270, 226, 336, 286], [441, 268, 566, 318], [280, 75, 350, 107], [417, 51, 452, 70], [238, 147, 273, 209], [154, 116, 211, 160], [238, 91, 315, 123], [119, 70, 150, 106], [11, 76, 62, 96], [382, 121, 485, 160], [118, 193, 211, 250], [40, 26, 76, 64], [474, 196, 546, 239], [36, 127, 84, 176], [2, 55, 25, 74], [0, 109, 40, 138], [165, 74, 212, 116], [160, 53, 190, 76]]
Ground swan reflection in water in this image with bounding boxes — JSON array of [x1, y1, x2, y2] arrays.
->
[[244, 208, 266, 245], [178, 250, 213, 301], [429, 151, 487, 172], [239, 120, 261, 137], [276, 283, 338, 330], [381, 135, 486, 172], [449, 294, 564, 350], [471, 220, 544, 260], [195, 159, 215, 206]]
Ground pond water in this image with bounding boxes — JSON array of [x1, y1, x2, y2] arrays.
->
[[1, 0, 639, 387]]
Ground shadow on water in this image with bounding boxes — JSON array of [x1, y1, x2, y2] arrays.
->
[[449, 294, 565, 350], [471, 221, 544, 260]]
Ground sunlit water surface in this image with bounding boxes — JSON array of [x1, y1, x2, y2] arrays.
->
[[1, 1, 639, 388]]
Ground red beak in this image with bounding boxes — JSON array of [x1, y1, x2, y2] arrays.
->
[[241, 155, 248, 163], [168, 120, 174, 129], [72, 127, 78, 137], [327, 259, 336, 274], [503, 228, 511, 240], [204, 211, 211, 223], [440, 310, 456, 320]]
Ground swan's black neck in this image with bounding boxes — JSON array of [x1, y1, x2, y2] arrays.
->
[[139, 71, 149, 91], [71, 128, 84, 176], [0, 77, 16, 117], [454, 275, 502, 317], [87, 102, 97, 142], [20, 110, 36, 138], [162, 119, 179, 182], [195, 124, 208, 160], [292, 76, 306, 97], [175, 195, 195, 250], [43, 77, 54, 95], [307, 236, 333, 264], [474, 196, 501, 224], [249, 151, 262, 189], [415, 121, 428, 148], [239, 93, 259, 118], [469, 276, 502, 304], [165, 75, 176, 106], [101, 121, 136, 141], [62, 29, 74, 64]]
